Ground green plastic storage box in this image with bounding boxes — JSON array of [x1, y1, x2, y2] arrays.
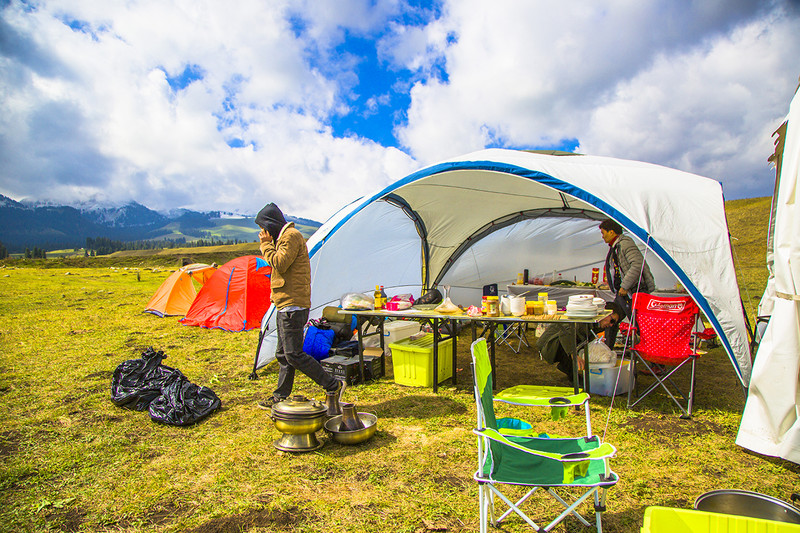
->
[[641, 506, 800, 532], [388, 334, 453, 387]]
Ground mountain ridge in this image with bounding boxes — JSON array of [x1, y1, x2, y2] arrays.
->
[[0, 194, 321, 252]]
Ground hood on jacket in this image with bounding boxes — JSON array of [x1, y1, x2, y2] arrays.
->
[[255, 203, 287, 242]]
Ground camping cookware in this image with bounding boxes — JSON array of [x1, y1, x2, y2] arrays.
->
[[694, 489, 800, 524], [269, 395, 327, 452], [509, 295, 526, 316], [324, 412, 378, 445], [339, 403, 366, 431]]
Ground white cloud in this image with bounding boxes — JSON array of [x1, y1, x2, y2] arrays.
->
[[0, 0, 416, 221], [394, 0, 799, 197], [1, 0, 798, 227], [579, 12, 800, 198]]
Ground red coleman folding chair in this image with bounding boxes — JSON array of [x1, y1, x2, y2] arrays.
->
[[626, 293, 701, 419]]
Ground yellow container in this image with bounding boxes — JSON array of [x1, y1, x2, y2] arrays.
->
[[537, 292, 548, 303], [641, 506, 800, 533], [389, 334, 454, 387], [529, 301, 545, 314]]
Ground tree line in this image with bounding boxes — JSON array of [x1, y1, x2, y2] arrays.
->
[[85, 236, 251, 256]]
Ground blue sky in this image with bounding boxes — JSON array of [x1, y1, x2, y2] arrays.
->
[[1, 0, 799, 221]]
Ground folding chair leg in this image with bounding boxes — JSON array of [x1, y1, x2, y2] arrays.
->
[[479, 484, 488, 533], [595, 488, 608, 533], [488, 485, 542, 530], [542, 487, 597, 531], [497, 487, 538, 523], [682, 357, 697, 419], [628, 354, 695, 418]]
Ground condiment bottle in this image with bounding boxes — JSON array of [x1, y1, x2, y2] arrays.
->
[[373, 285, 383, 310]]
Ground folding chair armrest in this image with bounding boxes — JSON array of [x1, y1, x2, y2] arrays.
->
[[473, 428, 617, 461], [494, 387, 590, 407]]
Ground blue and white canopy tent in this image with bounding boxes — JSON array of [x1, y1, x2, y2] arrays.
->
[[254, 149, 751, 387]]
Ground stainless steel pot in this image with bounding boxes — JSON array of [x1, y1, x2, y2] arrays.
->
[[324, 412, 378, 445], [694, 489, 800, 524], [270, 395, 327, 452]]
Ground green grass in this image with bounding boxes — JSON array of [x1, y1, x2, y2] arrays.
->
[[1, 197, 796, 532]]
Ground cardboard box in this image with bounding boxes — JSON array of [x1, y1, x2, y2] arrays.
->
[[321, 353, 384, 385]]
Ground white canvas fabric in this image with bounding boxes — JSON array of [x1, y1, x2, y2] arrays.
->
[[738, 86, 800, 463], [255, 149, 751, 387]]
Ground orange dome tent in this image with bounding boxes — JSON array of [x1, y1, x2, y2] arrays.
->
[[145, 263, 218, 317], [180, 256, 272, 332]]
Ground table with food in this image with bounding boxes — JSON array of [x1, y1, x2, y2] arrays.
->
[[340, 287, 611, 393]]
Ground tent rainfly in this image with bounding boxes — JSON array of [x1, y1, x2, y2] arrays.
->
[[253, 149, 751, 387], [737, 82, 800, 464], [144, 263, 217, 317], [181, 255, 271, 332]]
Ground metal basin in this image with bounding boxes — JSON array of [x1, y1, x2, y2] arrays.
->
[[324, 413, 378, 445], [694, 489, 800, 524]]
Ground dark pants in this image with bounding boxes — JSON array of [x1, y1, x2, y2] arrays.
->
[[273, 309, 337, 399], [604, 292, 639, 349]]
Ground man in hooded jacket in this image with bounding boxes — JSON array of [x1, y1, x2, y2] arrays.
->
[[255, 203, 344, 408]]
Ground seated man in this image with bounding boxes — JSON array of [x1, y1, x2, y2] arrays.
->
[[537, 302, 625, 382]]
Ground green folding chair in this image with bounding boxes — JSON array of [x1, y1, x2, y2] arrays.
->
[[471, 338, 618, 532]]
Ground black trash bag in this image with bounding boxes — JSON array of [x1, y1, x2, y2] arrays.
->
[[328, 321, 354, 346], [148, 372, 221, 426], [110, 347, 177, 411]]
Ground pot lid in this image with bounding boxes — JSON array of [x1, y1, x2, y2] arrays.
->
[[271, 395, 326, 417]]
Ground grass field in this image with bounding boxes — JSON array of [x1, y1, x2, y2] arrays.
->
[[2, 197, 798, 533]]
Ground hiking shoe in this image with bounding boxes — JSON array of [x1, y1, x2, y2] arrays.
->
[[329, 379, 347, 403], [257, 396, 285, 410]]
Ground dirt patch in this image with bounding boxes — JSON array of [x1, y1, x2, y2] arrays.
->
[[85, 370, 114, 380], [620, 414, 726, 437], [433, 474, 470, 490], [0, 430, 20, 458], [186, 506, 307, 533], [44, 506, 86, 532], [195, 348, 219, 354], [145, 501, 186, 525]]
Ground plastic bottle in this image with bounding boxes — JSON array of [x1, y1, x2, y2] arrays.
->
[[380, 285, 387, 304], [373, 285, 383, 310]]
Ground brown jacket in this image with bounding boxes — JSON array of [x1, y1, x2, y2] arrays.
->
[[259, 222, 311, 310]]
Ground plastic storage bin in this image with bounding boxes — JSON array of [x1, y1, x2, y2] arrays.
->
[[641, 506, 800, 532], [383, 320, 421, 355], [586, 359, 633, 397], [388, 334, 453, 387]]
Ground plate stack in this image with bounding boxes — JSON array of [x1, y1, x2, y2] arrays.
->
[[593, 297, 607, 312], [565, 294, 598, 318]]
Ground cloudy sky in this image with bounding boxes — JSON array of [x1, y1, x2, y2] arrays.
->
[[1, 0, 799, 222]]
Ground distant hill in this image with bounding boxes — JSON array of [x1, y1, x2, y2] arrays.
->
[[0, 194, 321, 253]]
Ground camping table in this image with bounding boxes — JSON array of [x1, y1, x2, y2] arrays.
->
[[342, 309, 611, 394], [341, 309, 460, 393]]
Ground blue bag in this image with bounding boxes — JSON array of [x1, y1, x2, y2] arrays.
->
[[303, 325, 336, 360]]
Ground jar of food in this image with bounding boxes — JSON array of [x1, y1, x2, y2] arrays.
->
[[486, 296, 499, 317]]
